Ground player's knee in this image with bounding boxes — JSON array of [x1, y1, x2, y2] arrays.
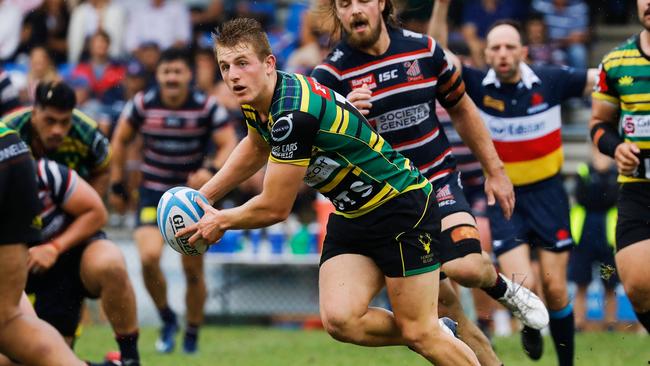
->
[[140, 251, 162, 271], [623, 279, 650, 310], [397, 319, 437, 350], [542, 279, 567, 306], [183, 268, 204, 286], [320, 309, 359, 343]]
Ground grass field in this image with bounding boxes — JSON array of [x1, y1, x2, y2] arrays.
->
[[75, 325, 649, 365]]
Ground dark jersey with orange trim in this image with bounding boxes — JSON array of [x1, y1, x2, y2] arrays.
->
[[312, 27, 464, 184]]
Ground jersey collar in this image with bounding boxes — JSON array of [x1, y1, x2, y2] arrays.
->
[[482, 62, 541, 89]]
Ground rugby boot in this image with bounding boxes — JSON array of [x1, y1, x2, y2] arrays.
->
[[497, 274, 549, 330], [155, 320, 179, 353], [521, 325, 544, 360]]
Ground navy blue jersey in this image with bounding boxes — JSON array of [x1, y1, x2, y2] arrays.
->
[[0, 71, 20, 117], [311, 27, 464, 184], [437, 102, 484, 187], [36, 159, 78, 242], [462, 63, 586, 185], [121, 87, 229, 192]]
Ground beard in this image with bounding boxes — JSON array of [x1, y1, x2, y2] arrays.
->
[[344, 19, 383, 50], [642, 7, 650, 31]]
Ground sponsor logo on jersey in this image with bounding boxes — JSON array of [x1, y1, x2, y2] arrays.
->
[[404, 60, 423, 82], [271, 142, 298, 159], [304, 156, 340, 186], [308, 78, 331, 100], [330, 49, 344, 62], [488, 118, 546, 139], [483, 95, 505, 112], [0, 140, 29, 163], [372, 103, 430, 133], [271, 114, 293, 142], [621, 115, 650, 137], [349, 74, 377, 90]]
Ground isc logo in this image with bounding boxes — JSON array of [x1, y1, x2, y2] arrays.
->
[[378, 69, 398, 83]]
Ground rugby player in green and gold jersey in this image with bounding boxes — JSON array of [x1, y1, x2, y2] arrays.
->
[[590, 0, 650, 333], [177, 18, 480, 365]]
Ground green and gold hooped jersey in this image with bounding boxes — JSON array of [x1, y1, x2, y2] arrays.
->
[[1, 107, 110, 180], [593, 34, 650, 182], [243, 71, 431, 218]]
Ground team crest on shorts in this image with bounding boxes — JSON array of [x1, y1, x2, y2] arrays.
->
[[418, 233, 432, 254]]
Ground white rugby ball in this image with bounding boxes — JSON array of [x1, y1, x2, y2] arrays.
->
[[156, 186, 211, 256]]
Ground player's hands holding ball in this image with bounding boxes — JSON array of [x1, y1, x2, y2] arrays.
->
[[176, 197, 225, 245]]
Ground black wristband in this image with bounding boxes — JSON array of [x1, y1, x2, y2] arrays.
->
[[590, 122, 622, 158], [110, 182, 129, 200]]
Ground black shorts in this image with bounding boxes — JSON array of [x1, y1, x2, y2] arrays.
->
[[616, 182, 650, 251], [568, 212, 618, 288], [25, 232, 106, 337], [320, 188, 442, 278], [136, 186, 164, 227], [0, 134, 41, 246]]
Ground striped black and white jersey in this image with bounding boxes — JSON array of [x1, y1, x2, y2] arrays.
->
[[312, 26, 465, 184], [36, 159, 78, 242], [121, 87, 229, 192]]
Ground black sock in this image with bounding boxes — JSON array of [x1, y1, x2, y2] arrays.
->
[[158, 306, 177, 324], [115, 331, 140, 364], [185, 323, 200, 341], [482, 270, 508, 299], [635, 310, 650, 332], [549, 305, 575, 366]]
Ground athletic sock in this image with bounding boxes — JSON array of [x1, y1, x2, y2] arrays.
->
[[158, 306, 177, 325], [482, 269, 508, 300], [185, 323, 200, 341], [634, 310, 650, 332], [115, 331, 140, 365], [549, 304, 575, 366]]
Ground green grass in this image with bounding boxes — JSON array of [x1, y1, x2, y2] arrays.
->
[[75, 325, 649, 365]]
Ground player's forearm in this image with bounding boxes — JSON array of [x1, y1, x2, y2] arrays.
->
[[89, 170, 109, 197], [217, 194, 292, 231], [109, 138, 128, 184], [429, 0, 450, 47], [53, 208, 107, 253], [448, 95, 504, 175], [200, 136, 269, 203]]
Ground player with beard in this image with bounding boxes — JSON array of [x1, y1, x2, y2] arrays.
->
[[312, 1, 547, 364], [590, 0, 650, 334], [180, 17, 480, 365], [110, 48, 237, 354], [1, 82, 141, 366], [431, 1, 598, 364]]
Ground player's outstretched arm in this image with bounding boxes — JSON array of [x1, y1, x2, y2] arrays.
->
[[199, 128, 270, 204], [447, 94, 515, 219], [181, 161, 307, 244]]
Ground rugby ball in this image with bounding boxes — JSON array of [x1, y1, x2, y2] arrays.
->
[[157, 186, 211, 256]]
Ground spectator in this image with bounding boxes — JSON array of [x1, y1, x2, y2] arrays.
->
[[526, 12, 567, 66], [193, 47, 217, 95], [26, 46, 59, 102], [568, 147, 619, 331], [15, 0, 70, 65], [461, 0, 527, 68], [133, 41, 161, 88], [0, 0, 23, 62], [187, 0, 224, 37], [6, 0, 42, 14], [71, 30, 125, 98], [0, 70, 21, 116], [124, 0, 191, 53], [532, 0, 590, 69], [67, 0, 126, 64], [67, 74, 105, 127], [100, 59, 148, 137]]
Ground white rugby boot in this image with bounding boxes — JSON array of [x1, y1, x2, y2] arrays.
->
[[497, 273, 549, 330]]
